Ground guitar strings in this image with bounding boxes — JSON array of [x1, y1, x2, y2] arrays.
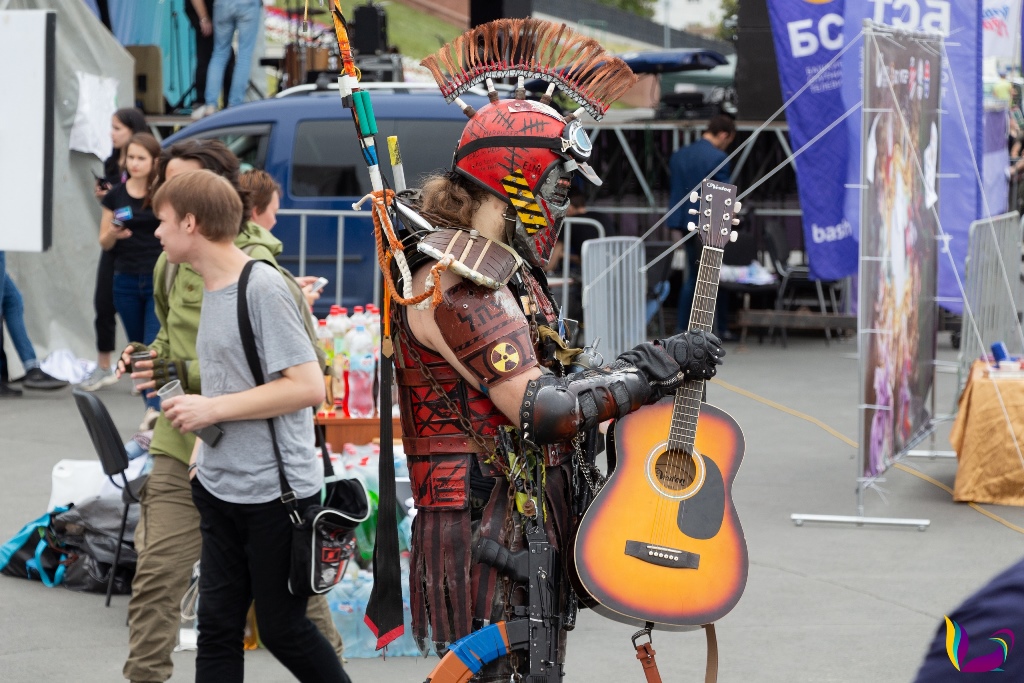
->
[[652, 203, 726, 546]]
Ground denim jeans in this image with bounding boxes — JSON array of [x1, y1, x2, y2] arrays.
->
[[205, 0, 262, 108], [113, 271, 160, 409], [2, 272, 38, 367], [190, 479, 349, 683], [112, 272, 159, 347]]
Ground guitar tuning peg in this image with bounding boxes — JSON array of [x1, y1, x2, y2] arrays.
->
[[730, 231, 738, 243], [689, 191, 699, 203], [731, 218, 740, 226], [687, 222, 697, 232], [688, 208, 698, 215], [734, 201, 743, 213]]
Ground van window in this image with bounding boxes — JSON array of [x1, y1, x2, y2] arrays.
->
[[376, 119, 467, 186], [291, 120, 368, 197], [192, 124, 271, 171]]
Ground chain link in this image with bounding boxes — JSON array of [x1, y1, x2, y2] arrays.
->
[[572, 432, 606, 497]]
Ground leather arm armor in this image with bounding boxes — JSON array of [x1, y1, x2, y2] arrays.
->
[[520, 361, 652, 445]]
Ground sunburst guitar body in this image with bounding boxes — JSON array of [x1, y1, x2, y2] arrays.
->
[[573, 179, 748, 628], [574, 401, 747, 627]]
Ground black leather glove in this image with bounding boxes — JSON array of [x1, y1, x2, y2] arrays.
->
[[618, 330, 725, 401]]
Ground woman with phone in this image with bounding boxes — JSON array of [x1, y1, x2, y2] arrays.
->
[[99, 133, 164, 417], [81, 107, 148, 394], [240, 169, 323, 307]]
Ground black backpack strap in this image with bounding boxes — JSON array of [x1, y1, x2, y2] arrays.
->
[[237, 260, 301, 524]]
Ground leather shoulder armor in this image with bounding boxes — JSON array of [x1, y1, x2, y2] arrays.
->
[[418, 228, 523, 289], [435, 282, 537, 388]]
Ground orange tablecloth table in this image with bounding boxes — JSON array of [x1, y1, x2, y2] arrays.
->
[[950, 360, 1024, 506], [315, 415, 402, 451]]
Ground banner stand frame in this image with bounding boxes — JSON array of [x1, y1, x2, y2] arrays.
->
[[791, 423, 933, 532], [905, 357, 957, 459]]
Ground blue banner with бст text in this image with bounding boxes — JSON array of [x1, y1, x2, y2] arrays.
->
[[767, 0, 858, 282]]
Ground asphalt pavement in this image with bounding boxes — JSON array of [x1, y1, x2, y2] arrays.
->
[[1, 331, 1021, 682]]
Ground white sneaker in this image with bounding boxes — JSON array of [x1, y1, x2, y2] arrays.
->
[[139, 406, 160, 431], [79, 366, 118, 391], [190, 104, 217, 120]]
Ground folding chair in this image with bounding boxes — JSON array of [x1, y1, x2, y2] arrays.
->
[[71, 389, 147, 606]]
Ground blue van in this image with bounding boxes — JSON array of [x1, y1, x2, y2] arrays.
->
[[164, 89, 487, 314]]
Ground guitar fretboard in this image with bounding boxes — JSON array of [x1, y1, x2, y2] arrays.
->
[[668, 246, 723, 454]]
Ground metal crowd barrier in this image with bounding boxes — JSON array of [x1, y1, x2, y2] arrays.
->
[[581, 236, 647, 360], [274, 207, 377, 307], [558, 216, 607, 314], [276, 208, 611, 318], [957, 211, 1024, 396]]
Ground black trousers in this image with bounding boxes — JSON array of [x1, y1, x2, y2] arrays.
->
[[93, 250, 117, 353], [184, 0, 234, 106], [191, 479, 349, 683]]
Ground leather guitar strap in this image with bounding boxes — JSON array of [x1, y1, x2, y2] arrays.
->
[[703, 624, 719, 683], [632, 624, 718, 683]]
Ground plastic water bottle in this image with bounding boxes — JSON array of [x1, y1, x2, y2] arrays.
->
[[350, 305, 367, 330], [327, 306, 349, 358], [366, 304, 382, 346], [326, 306, 349, 409], [347, 324, 376, 418], [316, 319, 334, 365]]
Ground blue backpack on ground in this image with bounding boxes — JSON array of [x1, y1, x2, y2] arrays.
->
[[0, 507, 72, 587]]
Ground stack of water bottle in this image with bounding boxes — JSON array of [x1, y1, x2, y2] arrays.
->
[[324, 441, 421, 657], [315, 304, 384, 418]]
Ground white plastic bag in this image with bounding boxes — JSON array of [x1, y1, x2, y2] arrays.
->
[[47, 458, 146, 511]]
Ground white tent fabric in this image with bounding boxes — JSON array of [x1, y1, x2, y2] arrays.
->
[[3, 0, 133, 374]]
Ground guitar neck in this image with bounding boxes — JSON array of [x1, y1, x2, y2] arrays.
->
[[669, 245, 723, 453]]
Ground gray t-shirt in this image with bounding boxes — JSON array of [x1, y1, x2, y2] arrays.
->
[[195, 261, 321, 504]]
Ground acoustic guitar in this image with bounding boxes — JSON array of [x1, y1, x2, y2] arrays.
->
[[573, 179, 748, 628]]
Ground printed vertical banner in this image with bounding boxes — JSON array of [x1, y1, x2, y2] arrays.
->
[[983, 0, 1022, 61], [859, 26, 941, 478], [767, 0, 858, 281], [844, 0, 983, 316]]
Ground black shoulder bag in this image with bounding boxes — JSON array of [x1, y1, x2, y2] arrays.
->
[[237, 260, 369, 596]]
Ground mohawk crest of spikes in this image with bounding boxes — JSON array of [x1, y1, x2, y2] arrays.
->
[[420, 18, 637, 121]]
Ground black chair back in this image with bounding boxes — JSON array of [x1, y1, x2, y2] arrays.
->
[[763, 221, 792, 274], [72, 389, 129, 478]]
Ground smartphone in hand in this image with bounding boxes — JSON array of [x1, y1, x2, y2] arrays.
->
[[194, 423, 224, 447], [91, 169, 111, 190], [311, 277, 329, 293]]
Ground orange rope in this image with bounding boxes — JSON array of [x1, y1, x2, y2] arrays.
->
[[367, 190, 447, 309]]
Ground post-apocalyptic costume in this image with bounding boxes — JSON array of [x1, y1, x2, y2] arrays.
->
[[372, 18, 726, 681]]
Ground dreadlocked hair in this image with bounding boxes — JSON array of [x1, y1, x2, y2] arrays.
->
[[419, 172, 490, 229]]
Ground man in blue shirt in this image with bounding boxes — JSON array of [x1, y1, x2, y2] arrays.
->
[[667, 115, 736, 335]]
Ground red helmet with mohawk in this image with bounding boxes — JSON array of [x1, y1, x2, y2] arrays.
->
[[421, 18, 637, 267]]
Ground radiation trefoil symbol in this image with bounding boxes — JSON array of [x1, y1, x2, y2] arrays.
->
[[490, 343, 521, 373]]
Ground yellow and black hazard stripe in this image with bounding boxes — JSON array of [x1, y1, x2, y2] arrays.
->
[[501, 169, 548, 234]]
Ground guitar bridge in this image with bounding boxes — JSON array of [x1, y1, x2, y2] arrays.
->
[[624, 540, 699, 569]]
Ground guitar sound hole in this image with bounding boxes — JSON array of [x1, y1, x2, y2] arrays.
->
[[655, 450, 696, 491]]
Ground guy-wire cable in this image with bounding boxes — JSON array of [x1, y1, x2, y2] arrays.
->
[[582, 30, 868, 297]]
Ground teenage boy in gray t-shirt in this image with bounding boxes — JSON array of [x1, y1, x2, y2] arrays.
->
[[152, 169, 350, 683]]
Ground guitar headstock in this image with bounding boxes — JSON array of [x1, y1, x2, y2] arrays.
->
[[686, 180, 740, 250]]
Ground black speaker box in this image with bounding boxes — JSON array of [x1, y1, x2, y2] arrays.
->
[[734, 0, 783, 121], [470, 0, 532, 27], [352, 3, 387, 55]]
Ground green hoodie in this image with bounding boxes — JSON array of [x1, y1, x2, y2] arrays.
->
[[148, 221, 282, 463]]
